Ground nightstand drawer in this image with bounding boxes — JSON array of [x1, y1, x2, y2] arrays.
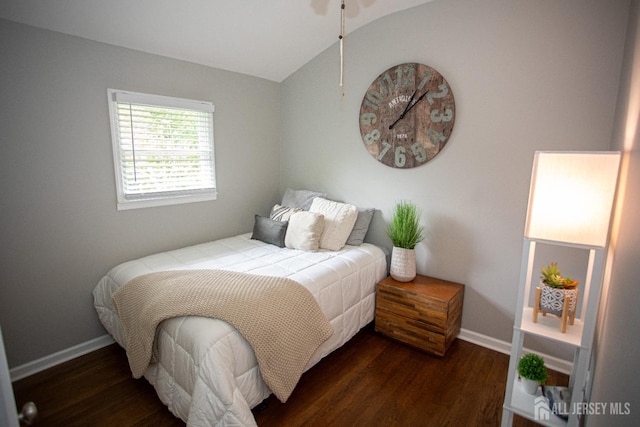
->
[[375, 309, 447, 356], [377, 285, 453, 331]]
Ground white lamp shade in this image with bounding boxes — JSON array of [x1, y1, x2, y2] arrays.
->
[[524, 151, 620, 247]]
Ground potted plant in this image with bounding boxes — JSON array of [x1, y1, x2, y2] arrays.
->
[[517, 353, 548, 394], [533, 262, 579, 332], [387, 201, 425, 282]]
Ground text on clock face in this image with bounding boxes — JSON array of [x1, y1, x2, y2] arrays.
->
[[388, 94, 413, 109]]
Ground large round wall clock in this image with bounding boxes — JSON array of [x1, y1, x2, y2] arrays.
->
[[359, 63, 456, 168]]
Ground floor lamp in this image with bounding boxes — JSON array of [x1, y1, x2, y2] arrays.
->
[[503, 151, 621, 426]]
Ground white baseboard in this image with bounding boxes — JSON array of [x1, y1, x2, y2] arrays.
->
[[458, 328, 573, 375], [10, 328, 572, 383], [10, 334, 114, 382], [458, 328, 513, 354]]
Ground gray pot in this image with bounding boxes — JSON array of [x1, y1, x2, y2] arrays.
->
[[540, 283, 578, 316]]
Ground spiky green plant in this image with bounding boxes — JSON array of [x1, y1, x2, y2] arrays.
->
[[541, 262, 563, 288], [386, 201, 425, 249], [517, 353, 548, 383], [541, 262, 579, 289]]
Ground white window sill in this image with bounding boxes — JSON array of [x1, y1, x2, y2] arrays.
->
[[116, 191, 218, 211]]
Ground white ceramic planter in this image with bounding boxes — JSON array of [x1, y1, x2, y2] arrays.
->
[[390, 247, 416, 282], [520, 377, 540, 395]]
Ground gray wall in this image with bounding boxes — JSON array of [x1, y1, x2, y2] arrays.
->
[[0, 19, 281, 367], [280, 0, 630, 355], [588, 0, 640, 424]]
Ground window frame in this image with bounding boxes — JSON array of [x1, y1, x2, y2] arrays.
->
[[107, 89, 217, 210]]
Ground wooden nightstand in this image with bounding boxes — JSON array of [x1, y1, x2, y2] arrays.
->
[[375, 274, 464, 356]]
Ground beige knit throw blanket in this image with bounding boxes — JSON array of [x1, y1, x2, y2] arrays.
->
[[112, 269, 334, 402]]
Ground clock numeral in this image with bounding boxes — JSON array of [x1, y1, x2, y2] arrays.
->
[[411, 141, 427, 163], [395, 66, 404, 89], [364, 90, 383, 111], [379, 141, 427, 167], [363, 99, 378, 111], [427, 83, 449, 105], [417, 70, 432, 90], [378, 140, 392, 160], [394, 64, 415, 89], [377, 72, 393, 97], [428, 128, 446, 145], [395, 146, 407, 167], [360, 112, 377, 125], [430, 108, 453, 123], [364, 129, 381, 145], [403, 65, 415, 88]]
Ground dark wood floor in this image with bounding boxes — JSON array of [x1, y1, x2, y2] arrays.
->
[[12, 325, 567, 426]]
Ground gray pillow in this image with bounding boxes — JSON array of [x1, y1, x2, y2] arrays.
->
[[346, 208, 375, 246], [281, 188, 327, 210], [251, 215, 288, 247]]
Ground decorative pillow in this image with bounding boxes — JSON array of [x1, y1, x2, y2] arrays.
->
[[270, 204, 302, 221], [309, 198, 358, 251], [251, 215, 288, 248], [284, 211, 325, 251], [346, 208, 375, 246], [281, 188, 327, 210]]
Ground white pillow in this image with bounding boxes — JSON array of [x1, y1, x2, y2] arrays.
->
[[309, 198, 358, 251], [285, 211, 325, 251]]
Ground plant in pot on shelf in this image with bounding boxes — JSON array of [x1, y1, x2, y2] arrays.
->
[[533, 262, 580, 333], [517, 353, 548, 395], [387, 201, 425, 282]]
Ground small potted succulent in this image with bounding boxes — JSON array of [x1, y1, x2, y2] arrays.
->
[[517, 353, 548, 394], [540, 262, 580, 290], [387, 201, 425, 282], [537, 262, 579, 327]]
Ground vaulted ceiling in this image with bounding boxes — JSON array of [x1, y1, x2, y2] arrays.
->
[[0, 0, 433, 82]]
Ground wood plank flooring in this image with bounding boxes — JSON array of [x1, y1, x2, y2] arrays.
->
[[12, 324, 567, 426]]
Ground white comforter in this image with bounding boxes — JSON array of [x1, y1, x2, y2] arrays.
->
[[93, 233, 387, 426]]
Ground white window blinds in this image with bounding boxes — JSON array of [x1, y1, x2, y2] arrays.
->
[[108, 89, 216, 210]]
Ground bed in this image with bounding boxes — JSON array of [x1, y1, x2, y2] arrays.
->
[[92, 190, 387, 426]]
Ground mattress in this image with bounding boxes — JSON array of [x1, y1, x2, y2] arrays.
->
[[93, 233, 387, 426]]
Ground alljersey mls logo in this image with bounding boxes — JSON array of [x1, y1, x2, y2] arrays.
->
[[534, 396, 632, 420], [534, 396, 552, 421]]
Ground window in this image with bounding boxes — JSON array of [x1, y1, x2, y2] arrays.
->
[[107, 89, 216, 210]]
